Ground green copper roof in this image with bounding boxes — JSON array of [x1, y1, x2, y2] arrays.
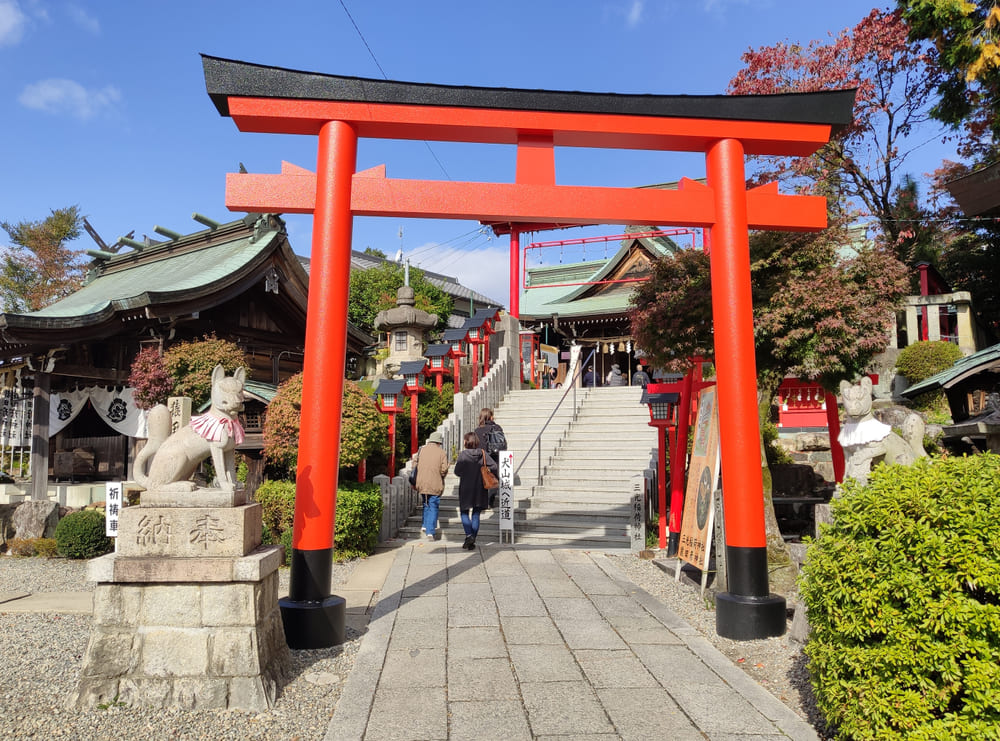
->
[[7, 219, 280, 326], [519, 235, 676, 320]]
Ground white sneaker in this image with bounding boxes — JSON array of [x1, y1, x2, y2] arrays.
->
[[420, 527, 426, 535], [425, 532, 435, 541]]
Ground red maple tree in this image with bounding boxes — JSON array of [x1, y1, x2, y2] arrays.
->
[[728, 8, 947, 246]]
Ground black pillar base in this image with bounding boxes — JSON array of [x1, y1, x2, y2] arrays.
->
[[715, 592, 786, 640], [666, 531, 680, 557], [279, 595, 346, 649]]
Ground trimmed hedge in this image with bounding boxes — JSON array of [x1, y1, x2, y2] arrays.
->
[[253, 479, 383, 563], [801, 454, 1000, 739], [55, 509, 112, 559]]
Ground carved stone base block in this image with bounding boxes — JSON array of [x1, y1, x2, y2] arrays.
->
[[71, 497, 289, 712], [71, 546, 288, 711], [117, 503, 261, 558]]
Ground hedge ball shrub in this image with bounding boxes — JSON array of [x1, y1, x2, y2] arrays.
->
[[55, 509, 112, 559], [253, 479, 296, 541], [894, 340, 964, 384], [801, 454, 1000, 739]]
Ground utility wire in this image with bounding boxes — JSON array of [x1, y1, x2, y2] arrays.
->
[[337, 0, 388, 79], [337, 0, 452, 181]]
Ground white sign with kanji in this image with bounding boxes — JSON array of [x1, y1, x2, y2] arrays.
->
[[498, 451, 514, 534], [105, 481, 123, 538]]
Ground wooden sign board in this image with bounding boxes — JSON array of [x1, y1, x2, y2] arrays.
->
[[677, 387, 721, 572]]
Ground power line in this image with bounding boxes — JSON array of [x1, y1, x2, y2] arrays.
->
[[337, 0, 388, 79], [337, 0, 451, 181]]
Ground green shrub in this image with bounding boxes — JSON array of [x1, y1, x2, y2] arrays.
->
[[280, 527, 293, 566], [801, 454, 1000, 739], [335, 482, 383, 560], [34, 537, 59, 558], [761, 420, 794, 466], [254, 479, 383, 562], [253, 480, 296, 539], [55, 510, 112, 559], [896, 341, 963, 419], [895, 340, 963, 384]]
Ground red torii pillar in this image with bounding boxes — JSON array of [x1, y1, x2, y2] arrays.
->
[[202, 54, 854, 645]]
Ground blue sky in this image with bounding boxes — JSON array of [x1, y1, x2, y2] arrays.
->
[[1, 1, 954, 308]]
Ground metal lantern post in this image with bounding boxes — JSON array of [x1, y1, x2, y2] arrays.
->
[[424, 344, 451, 393], [399, 360, 427, 456], [442, 328, 469, 393], [462, 317, 485, 387], [375, 378, 405, 477], [641, 385, 680, 553], [471, 307, 500, 376]]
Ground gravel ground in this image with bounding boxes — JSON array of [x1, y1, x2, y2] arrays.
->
[[0, 555, 360, 741], [1, 551, 831, 740]]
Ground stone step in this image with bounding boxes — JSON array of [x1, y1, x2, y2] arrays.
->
[[398, 519, 632, 544], [549, 445, 652, 462], [530, 477, 636, 493]]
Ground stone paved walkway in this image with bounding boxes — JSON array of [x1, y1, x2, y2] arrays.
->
[[324, 543, 817, 741]]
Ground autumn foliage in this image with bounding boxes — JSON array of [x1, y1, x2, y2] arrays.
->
[[631, 218, 909, 391], [0, 205, 86, 312], [128, 346, 173, 410], [263, 372, 385, 477], [728, 9, 945, 246], [162, 335, 249, 410]]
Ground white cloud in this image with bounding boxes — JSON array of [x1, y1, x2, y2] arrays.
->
[[66, 3, 99, 34], [700, 0, 754, 13], [411, 241, 510, 310], [0, 0, 28, 46], [19, 78, 121, 120], [625, 0, 643, 27]]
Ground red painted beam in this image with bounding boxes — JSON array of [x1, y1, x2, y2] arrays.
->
[[224, 170, 828, 231], [226, 97, 834, 157]]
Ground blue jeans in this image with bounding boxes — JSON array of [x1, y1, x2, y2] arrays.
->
[[461, 507, 483, 538], [422, 495, 440, 536]]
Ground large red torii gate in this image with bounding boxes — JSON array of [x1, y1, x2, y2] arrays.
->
[[203, 55, 855, 645]]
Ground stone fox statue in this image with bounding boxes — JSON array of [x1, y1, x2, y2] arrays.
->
[[134, 365, 246, 492], [838, 376, 926, 487]]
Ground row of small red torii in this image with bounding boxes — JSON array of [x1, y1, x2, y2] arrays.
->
[[373, 307, 498, 478], [203, 55, 855, 643]]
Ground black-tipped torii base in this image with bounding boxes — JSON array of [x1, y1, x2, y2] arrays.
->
[[280, 546, 346, 649], [715, 592, 787, 640]]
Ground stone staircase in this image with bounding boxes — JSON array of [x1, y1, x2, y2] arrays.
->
[[398, 385, 657, 548]]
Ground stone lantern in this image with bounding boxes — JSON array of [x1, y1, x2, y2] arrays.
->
[[373, 263, 438, 378]]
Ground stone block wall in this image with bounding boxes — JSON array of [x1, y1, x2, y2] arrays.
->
[[71, 499, 289, 712], [72, 563, 287, 711]]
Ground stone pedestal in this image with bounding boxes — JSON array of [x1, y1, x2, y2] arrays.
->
[[71, 496, 289, 711]]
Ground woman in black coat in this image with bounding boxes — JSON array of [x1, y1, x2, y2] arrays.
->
[[453, 431, 498, 550]]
